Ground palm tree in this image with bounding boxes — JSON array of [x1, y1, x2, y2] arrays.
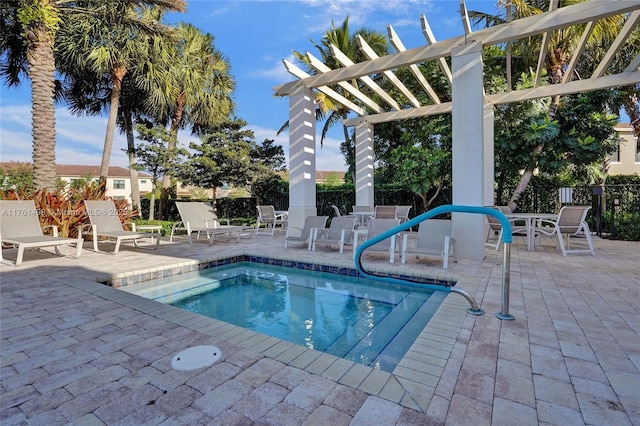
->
[[56, 2, 185, 187], [145, 22, 235, 219], [1, 0, 59, 190], [0, 0, 185, 191]]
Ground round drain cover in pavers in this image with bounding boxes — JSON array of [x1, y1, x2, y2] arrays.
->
[[171, 345, 221, 371]]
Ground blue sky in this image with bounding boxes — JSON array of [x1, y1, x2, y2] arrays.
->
[[1, 0, 520, 171]]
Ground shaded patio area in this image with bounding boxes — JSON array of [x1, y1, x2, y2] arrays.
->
[[1, 233, 639, 424]]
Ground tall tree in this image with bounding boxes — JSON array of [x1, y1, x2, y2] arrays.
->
[[56, 1, 185, 186], [1, 0, 59, 190], [0, 0, 185, 191], [178, 117, 254, 205], [145, 22, 235, 219]]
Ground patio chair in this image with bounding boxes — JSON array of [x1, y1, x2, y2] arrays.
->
[[0, 200, 83, 266], [485, 206, 526, 250], [83, 200, 160, 254], [330, 204, 342, 217], [361, 218, 401, 263], [171, 201, 246, 244], [401, 219, 457, 269], [284, 215, 328, 249], [374, 205, 397, 219], [395, 205, 412, 225], [255, 205, 287, 236], [536, 205, 595, 256], [310, 216, 357, 253]]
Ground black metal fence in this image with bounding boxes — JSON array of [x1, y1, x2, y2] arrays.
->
[[140, 184, 640, 240]]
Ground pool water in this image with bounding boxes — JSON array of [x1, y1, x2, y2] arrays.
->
[[121, 262, 446, 372]]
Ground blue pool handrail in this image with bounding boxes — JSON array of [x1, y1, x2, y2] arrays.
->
[[354, 204, 514, 320]]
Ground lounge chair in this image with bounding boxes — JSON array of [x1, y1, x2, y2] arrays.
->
[[311, 216, 357, 253], [83, 200, 160, 253], [0, 200, 83, 266], [360, 218, 401, 263], [401, 219, 457, 269], [536, 205, 595, 256], [255, 205, 287, 236], [284, 215, 328, 249], [170, 201, 246, 245]]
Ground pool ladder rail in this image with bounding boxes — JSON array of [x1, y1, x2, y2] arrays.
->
[[354, 205, 515, 321]]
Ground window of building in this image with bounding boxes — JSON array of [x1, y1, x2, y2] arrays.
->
[[113, 179, 126, 189], [635, 138, 640, 163], [140, 179, 147, 184], [609, 142, 620, 163]]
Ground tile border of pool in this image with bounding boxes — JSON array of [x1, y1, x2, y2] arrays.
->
[[97, 251, 469, 413]]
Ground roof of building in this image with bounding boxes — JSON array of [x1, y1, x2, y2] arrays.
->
[[0, 162, 151, 178]]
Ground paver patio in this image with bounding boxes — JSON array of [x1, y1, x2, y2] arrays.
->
[[1, 231, 638, 425]]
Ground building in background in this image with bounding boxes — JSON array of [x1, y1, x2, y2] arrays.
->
[[608, 123, 640, 176]]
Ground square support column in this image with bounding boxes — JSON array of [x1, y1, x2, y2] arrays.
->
[[451, 42, 494, 259], [354, 119, 374, 208], [288, 87, 317, 229]]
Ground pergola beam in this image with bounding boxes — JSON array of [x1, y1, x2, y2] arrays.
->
[[282, 60, 366, 116], [421, 14, 453, 85], [562, 20, 596, 83], [305, 52, 382, 113], [388, 25, 441, 105], [534, 0, 559, 87], [357, 35, 421, 108], [274, 0, 638, 96], [592, 9, 640, 78], [329, 44, 401, 111]]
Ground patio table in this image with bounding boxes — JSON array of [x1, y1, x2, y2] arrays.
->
[[507, 213, 558, 251]]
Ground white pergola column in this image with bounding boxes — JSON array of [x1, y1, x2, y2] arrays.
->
[[354, 119, 374, 207], [288, 87, 317, 230], [451, 42, 494, 259]]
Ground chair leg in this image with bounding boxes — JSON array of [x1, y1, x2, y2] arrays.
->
[[15, 245, 25, 266]]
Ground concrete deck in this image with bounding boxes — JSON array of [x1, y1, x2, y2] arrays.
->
[[1, 231, 638, 425]]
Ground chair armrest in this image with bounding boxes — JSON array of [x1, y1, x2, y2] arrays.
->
[[285, 226, 303, 238], [42, 225, 59, 237]]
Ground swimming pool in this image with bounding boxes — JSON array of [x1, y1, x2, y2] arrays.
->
[[120, 261, 446, 372]]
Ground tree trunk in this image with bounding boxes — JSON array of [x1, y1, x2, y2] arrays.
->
[[99, 65, 127, 186], [27, 23, 57, 191], [160, 92, 186, 219], [124, 111, 140, 210], [508, 160, 539, 212]]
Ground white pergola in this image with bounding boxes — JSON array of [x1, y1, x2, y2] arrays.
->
[[274, 0, 640, 259]]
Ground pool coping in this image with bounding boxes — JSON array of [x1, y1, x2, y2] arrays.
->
[[96, 251, 470, 413]]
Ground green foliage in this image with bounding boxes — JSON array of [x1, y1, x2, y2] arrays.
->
[[135, 123, 187, 185], [16, 1, 61, 42], [0, 163, 35, 193], [179, 117, 254, 198], [133, 219, 174, 236]]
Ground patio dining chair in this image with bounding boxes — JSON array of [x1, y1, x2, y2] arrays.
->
[[255, 205, 287, 236], [536, 205, 595, 256], [374, 205, 397, 219], [395, 205, 412, 224], [0, 200, 83, 266], [83, 200, 160, 253], [485, 206, 526, 250], [284, 215, 328, 249]]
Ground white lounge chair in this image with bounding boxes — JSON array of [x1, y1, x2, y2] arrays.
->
[[0, 200, 83, 266], [537, 205, 595, 256], [284, 215, 328, 249], [255, 205, 287, 236], [311, 216, 357, 253], [401, 219, 457, 269], [360, 218, 401, 263], [83, 200, 160, 253], [170, 201, 246, 244]]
